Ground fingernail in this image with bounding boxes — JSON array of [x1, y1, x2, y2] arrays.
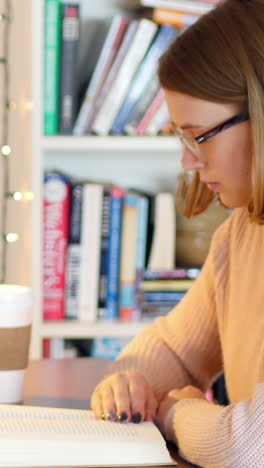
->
[[100, 413, 105, 420], [106, 411, 116, 421], [118, 411, 128, 422], [132, 412, 142, 424]]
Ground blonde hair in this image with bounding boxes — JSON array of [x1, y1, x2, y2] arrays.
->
[[158, 0, 264, 223]]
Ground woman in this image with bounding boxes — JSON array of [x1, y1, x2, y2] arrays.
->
[[91, 0, 264, 466]]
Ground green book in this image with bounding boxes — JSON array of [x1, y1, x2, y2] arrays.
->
[[43, 0, 61, 135]]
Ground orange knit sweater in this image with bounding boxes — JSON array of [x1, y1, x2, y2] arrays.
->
[[104, 207, 264, 467]]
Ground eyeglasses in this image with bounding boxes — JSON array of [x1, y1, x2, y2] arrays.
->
[[170, 111, 250, 159]]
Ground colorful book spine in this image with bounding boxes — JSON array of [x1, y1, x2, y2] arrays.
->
[[152, 8, 200, 29], [97, 188, 111, 311], [111, 25, 178, 135], [106, 187, 125, 319], [65, 182, 83, 319], [59, 3, 80, 134], [73, 15, 129, 136], [119, 193, 141, 322], [79, 184, 103, 322], [143, 267, 201, 280], [87, 21, 139, 134], [137, 90, 165, 135], [142, 291, 186, 302], [92, 19, 158, 136], [124, 76, 160, 135], [43, 0, 61, 135], [144, 99, 169, 136], [141, 279, 194, 291], [43, 173, 71, 320]]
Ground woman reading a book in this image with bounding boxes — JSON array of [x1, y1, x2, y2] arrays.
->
[[91, 0, 264, 465]]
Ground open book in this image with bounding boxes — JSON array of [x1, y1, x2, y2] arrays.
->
[[0, 404, 177, 467]]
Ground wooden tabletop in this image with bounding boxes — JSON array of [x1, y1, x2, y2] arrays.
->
[[23, 358, 198, 468]]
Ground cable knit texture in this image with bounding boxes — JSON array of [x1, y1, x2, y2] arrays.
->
[[103, 207, 264, 467]]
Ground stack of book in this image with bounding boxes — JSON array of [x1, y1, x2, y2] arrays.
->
[[44, 0, 197, 136], [138, 267, 200, 320], [42, 171, 183, 323]]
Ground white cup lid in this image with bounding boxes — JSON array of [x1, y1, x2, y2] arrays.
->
[[0, 285, 32, 307]]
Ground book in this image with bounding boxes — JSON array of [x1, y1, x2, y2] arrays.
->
[[65, 182, 84, 319], [0, 405, 176, 467], [137, 89, 165, 135], [97, 188, 112, 311], [119, 192, 141, 321], [73, 15, 129, 135], [111, 24, 178, 135], [91, 337, 132, 360], [105, 187, 126, 319], [43, 172, 71, 320], [79, 184, 103, 322], [59, 3, 80, 134], [124, 75, 160, 135], [141, 0, 216, 14], [43, 0, 61, 135], [87, 20, 139, 134], [92, 18, 158, 136], [141, 291, 186, 302], [152, 8, 200, 29], [147, 192, 176, 270], [143, 267, 201, 280], [143, 97, 169, 136], [141, 279, 194, 291]]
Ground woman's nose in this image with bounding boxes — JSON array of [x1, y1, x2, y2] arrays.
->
[[181, 146, 206, 171]]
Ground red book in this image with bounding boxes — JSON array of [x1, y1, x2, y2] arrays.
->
[[42, 338, 51, 358], [136, 89, 165, 135], [43, 172, 71, 320]]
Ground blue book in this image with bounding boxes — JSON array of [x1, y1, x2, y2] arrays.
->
[[105, 187, 125, 319], [111, 25, 178, 135], [97, 188, 111, 311], [91, 337, 132, 361], [143, 291, 186, 302]]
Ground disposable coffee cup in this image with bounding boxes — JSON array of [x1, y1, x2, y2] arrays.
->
[[0, 285, 32, 403]]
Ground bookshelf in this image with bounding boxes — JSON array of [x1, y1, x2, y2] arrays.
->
[[30, 0, 183, 359]]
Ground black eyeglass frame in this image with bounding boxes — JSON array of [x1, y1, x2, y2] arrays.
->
[[194, 111, 250, 145]]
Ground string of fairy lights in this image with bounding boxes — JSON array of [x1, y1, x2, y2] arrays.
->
[[0, 0, 34, 283]]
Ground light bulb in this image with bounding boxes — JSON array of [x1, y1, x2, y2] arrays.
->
[[1, 145, 11, 156], [5, 233, 19, 243], [24, 192, 34, 201], [13, 192, 22, 201]]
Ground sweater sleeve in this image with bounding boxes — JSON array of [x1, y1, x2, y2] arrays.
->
[[103, 216, 232, 400], [167, 382, 264, 468]]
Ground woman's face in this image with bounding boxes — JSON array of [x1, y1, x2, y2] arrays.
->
[[164, 89, 253, 209]]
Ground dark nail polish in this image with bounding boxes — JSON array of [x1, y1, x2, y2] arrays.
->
[[106, 411, 116, 421], [133, 412, 142, 424], [100, 413, 105, 420], [118, 411, 128, 422]]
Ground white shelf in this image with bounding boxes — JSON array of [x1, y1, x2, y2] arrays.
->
[[40, 320, 150, 339], [42, 136, 182, 152]]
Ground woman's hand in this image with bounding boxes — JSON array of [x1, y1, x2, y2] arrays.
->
[[91, 371, 158, 423], [155, 385, 207, 439]]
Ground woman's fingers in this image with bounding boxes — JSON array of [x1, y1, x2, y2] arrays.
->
[[91, 371, 157, 424], [112, 373, 131, 422]]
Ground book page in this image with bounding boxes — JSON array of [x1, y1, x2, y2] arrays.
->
[[0, 405, 176, 467], [0, 405, 157, 442]]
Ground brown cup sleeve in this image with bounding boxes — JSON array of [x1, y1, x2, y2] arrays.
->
[[0, 325, 31, 370]]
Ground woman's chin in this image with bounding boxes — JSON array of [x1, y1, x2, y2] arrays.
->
[[218, 192, 250, 209]]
